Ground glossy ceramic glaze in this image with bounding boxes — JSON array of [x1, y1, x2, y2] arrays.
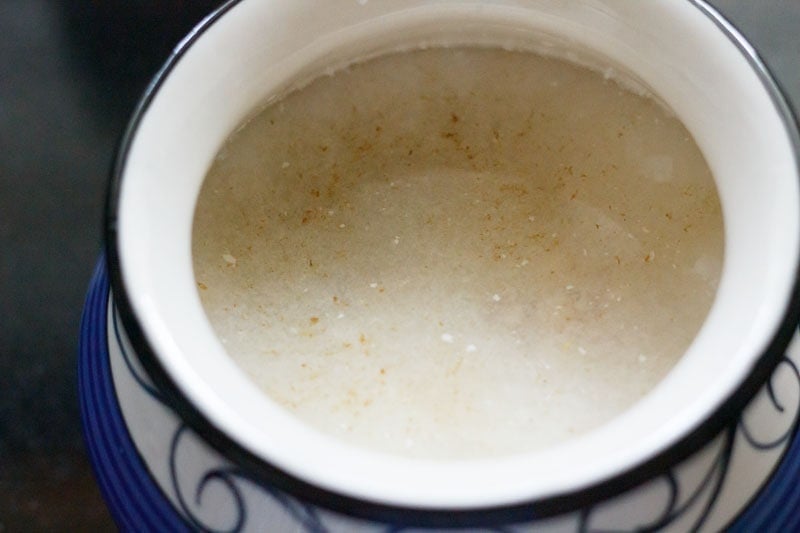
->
[[98, 0, 800, 528]]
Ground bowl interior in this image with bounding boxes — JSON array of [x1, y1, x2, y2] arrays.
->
[[113, 0, 799, 508]]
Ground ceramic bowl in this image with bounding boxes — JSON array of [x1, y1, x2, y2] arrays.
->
[[81, 260, 800, 531], [85, 0, 800, 530]]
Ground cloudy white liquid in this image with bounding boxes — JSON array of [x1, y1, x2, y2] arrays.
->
[[192, 47, 723, 459]]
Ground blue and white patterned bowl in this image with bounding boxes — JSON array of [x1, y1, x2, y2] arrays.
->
[[84, 0, 800, 530], [81, 258, 800, 531]]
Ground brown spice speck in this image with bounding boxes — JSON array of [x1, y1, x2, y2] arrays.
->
[[310, 316, 319, 325], [197, 282, 208, 290], [499, 183, 529, 196]]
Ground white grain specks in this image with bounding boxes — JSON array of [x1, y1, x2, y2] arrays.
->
[[222, 253, 237, 265], [441, 333, 454, 343]]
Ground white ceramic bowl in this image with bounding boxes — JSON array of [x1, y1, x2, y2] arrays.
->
[[101, 0, 800, 529]]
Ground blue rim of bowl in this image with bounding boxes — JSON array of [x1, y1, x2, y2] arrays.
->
[[103, 0, 800, 527], [79, 258, 191, 531]]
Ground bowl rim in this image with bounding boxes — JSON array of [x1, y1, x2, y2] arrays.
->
[[104, 0, 800, 526]]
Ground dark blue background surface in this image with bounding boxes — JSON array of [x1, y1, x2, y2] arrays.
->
[[0, 1, 797, 529]]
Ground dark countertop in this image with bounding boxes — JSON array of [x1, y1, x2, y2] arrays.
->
[[0, 1, 797, 530]]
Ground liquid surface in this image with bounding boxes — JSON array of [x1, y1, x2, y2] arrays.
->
[[192, 47, 723, 459]]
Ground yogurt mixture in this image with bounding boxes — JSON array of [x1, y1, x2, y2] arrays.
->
[[192, 47, 723, 459]]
